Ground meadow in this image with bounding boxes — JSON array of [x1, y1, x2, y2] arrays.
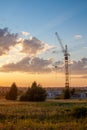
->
[[0, 99, 87, 130]]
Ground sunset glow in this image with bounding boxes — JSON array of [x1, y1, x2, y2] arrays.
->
[[0, 0, 87, 87]]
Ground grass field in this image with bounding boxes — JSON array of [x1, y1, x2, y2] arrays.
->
[[0, 99, 87, 130]]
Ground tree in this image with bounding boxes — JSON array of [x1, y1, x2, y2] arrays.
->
[[63, 87, 71, 99], [70, 88, 75, 95], [5, 82, 18, 100], [20, 81, 47, 102], [20, 87, 31, 101]]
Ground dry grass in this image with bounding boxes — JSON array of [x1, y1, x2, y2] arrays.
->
[[0, 99, 87, 129]]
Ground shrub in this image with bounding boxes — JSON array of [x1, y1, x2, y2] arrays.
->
[[72, 106, 87, 118]]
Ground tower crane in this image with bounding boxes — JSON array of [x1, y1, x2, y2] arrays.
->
[[55, 32, 70, 88]]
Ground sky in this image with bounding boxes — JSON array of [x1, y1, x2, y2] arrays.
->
[[0, 0, 87, 87]]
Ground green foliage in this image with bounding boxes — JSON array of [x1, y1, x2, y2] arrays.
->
[[20, 81, 47, 102], [5, 82, 18, 100], [72, 106, 87, 118]]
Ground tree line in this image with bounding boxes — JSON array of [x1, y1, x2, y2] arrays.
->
[[5, 81, 47, 102], [5, 81, 75, 102]]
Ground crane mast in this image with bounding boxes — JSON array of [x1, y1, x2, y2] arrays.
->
[[55, 32, 69, 88]]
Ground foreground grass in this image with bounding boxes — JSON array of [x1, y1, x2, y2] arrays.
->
[[0, 99, 87, 130]]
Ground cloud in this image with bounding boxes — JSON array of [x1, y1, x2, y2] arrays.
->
[[0, 56, 53, 73], [53, 57, 87, 75], [82, 75, 87, 79], [83, 46, 87, 49], [21, 31, 30, 36], [0, 28, 18, 55], [1, 53, 87, 75], [71, 75, 87, 79], [81, 75, 87, 78], [1, 27, 86, 75], [0, 27, 52, 58], [74, 34, 83, 39], [70, 57, 87, 74], [53, 61, 64, 72], [21, 37, 52, 56]]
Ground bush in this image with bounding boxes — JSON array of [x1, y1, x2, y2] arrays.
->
[[72, 106, 87, 118], [5, 82, 18, 100], [20, 81, 47, 102]]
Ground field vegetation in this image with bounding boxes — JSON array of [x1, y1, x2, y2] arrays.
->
[[0, 99, 87, 130]]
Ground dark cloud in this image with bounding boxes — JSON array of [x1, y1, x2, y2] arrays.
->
[[0, 28, 18, 55], [53, 57, 87, 75], [70, 58, 87, 74], [0, 56, 53, 73], [1, 56, 87, 75]]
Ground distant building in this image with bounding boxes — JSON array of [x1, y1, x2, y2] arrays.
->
[[71, 92, 87, 99], [46, 88, 62, 99], [80, 92, 87, 99]]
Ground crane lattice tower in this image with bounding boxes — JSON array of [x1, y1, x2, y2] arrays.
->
[[55, 32, 70, 88]]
